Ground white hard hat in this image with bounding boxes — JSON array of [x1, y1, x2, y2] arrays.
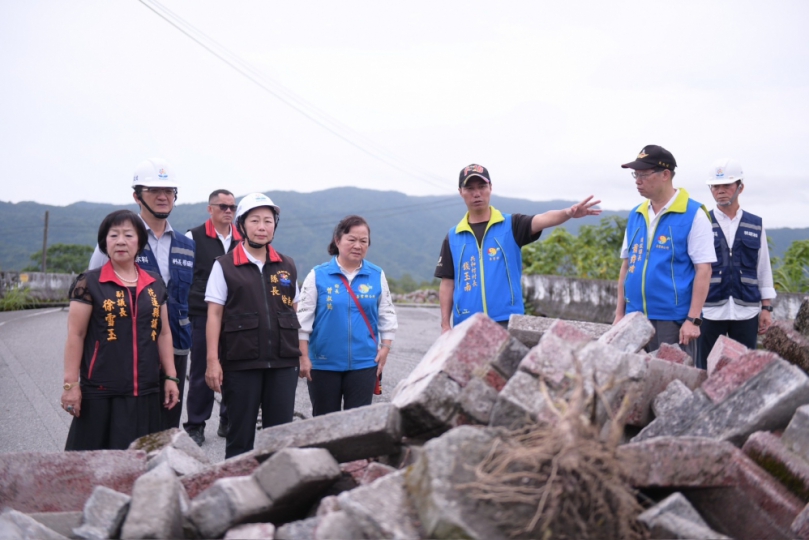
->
[[132, 158, 179, 188], [236, 192, 281, 221], [707, 158, 744, 185]]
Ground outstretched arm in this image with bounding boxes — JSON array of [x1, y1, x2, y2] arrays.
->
[[531, 195, 602, 235]]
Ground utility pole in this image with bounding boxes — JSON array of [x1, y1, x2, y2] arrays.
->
[[41, 211, 49, 273]]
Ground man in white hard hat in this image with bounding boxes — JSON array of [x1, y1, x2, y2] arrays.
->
[[697, 158, 776, 369], [89, 159, 195, 429]]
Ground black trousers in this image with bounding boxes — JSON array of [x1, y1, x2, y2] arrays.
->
[[65, 393, 162, 451], [184, 315, 228, 430], [646, 319, 699, 361], [222, 367, 298, 459], [161, 353, 188, 430], [696, 315, 759, 370], [307, 366, 377, 417]]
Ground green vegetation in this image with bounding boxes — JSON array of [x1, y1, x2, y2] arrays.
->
[[387, 274, 439, 294], [23, 243, 94, 274], [522, 216, 627, 280], [773, 239, 809, 293], [0, 285, 34, 312]]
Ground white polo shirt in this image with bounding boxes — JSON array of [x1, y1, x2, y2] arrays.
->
[[205, 244, 300, 306]]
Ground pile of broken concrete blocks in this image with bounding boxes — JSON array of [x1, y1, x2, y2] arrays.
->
[[3, 300, 809, 539]]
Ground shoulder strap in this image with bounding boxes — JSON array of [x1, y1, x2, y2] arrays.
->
[[336, 274, 376, 342]]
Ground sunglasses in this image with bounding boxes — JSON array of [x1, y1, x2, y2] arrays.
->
[[214, 204, 237, 212]]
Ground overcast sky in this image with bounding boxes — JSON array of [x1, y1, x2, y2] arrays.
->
[[2, 1, 808, 227]]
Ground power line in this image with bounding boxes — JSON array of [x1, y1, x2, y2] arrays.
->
[[137, 0, 451, 191]]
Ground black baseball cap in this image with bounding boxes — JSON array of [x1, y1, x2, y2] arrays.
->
[[459, 164, 491, 187], [621, 145, 677, 170]]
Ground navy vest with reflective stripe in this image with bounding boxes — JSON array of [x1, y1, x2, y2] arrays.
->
[[135, 232, 195, 353], [704, 210, 762, 307]]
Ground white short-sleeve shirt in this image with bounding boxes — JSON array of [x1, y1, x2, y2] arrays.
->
[[205, 246, 300, 306]]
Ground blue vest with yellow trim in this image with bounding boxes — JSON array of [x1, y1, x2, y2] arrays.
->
[[135, 231, 195, 354], [309, 257, 383, 372], [624, 189, 706, 321], [704, 210, 763, 307], [448, 207, 524, 325]]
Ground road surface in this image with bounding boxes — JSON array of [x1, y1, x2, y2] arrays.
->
[[0, 305, 441, 463]]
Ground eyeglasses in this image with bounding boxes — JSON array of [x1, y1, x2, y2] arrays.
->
[[631, 170, 660, 180], [215, 204, 237, 212], [141, 187, 176, 197]]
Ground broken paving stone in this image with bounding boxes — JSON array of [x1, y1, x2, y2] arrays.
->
[[188, 475, 273, 539], [795, 297, 809, 337], [489, 336, 529, 380], [626, 357, 706, 427], [652, 379, 693, 419], [763, 320, 809, 372], [0, 509, 67, 540], [181, 450, 261, 499], [518, 319, 593, 379], [651, 342, 694, 366], [359, 462, 397, 485], [508, 314, 610, 348], [392, 370, 461, 437], [336, 470, 421, 539], [224, 522, 276, 539], [120, 462, 184, 540], [701, 350, 780, 404], [792, 502, 809, 540], [635, 359, 809, 446], [638, 492, 729, 540], [706, 334, 748, 375], [405, 425, 525, 540], [743, 430, 809, 500], [784, 404, 809, 463], [254, 403, 402, 463], [0, 450, 147, 513], [597, 311, 655, 353], [458, 376, 499, 425], [489, 370, 551, 430], [315, 511, 368, 540], [147, 445, 206, 477], [28, 512, 81, 539], [274, 517, 320, 540], [73, 486, 130, 540], [253, 448, 341, 519]]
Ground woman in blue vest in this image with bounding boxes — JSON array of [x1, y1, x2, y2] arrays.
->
[[297, 215, 398, 416]]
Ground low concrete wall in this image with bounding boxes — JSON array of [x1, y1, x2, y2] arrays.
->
[[522, 274, 806, 324], [0, 272, 75, 301]]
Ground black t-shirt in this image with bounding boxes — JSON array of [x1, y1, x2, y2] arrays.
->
[[434, 213, 540, 279]]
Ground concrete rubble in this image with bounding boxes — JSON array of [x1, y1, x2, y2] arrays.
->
[[4, 310, 809, 539]]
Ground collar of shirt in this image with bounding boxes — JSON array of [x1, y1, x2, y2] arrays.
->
[[337, 259, 363, 283], [647, 189, 680, 224], [217, 225, 233, 242], [139, 214, 174, 238], [713, 207, 744, 244]]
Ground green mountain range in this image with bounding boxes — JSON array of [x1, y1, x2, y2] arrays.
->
[[1, 187, 806, 281]]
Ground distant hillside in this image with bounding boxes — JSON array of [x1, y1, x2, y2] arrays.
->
[[1, 188, 805, 281]]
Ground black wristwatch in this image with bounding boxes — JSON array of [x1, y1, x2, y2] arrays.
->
[[686, 316, 703, 327], [761, 305, 774, 312]]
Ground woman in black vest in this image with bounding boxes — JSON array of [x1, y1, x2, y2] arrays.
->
[[204, 193, 301, 459], [61, 210, 180, 450]]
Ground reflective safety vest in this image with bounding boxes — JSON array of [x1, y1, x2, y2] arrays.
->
[[448, 207, 524, 325], [704, 210, 763, 307], [135, 231, 195, 354], [623, 189, 708, 321]]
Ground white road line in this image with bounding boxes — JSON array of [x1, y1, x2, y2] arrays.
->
[[0, 307, 63, 327]]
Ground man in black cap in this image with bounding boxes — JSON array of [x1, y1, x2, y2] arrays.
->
[[435, 164, 601, 332], [613, 145, 716, 359]]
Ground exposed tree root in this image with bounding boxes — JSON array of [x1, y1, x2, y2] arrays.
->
[[460, 367, 647, 539]]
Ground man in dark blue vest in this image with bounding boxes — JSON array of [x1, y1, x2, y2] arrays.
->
[[614, 145, 716, 359], [89, 158, 195, 429], [697, 158, 775, 369], [434, 164, 601, 332], [182, 189, 241, 446]]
